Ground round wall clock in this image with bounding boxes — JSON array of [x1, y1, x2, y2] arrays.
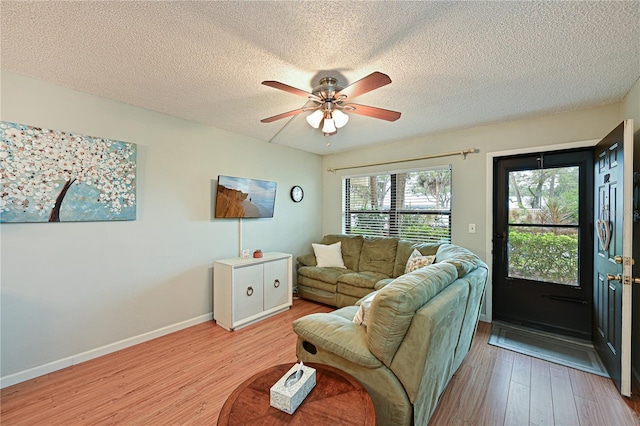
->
[[290, 185, 304, 203]]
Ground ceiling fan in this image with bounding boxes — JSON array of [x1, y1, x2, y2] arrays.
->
[[260, 71, 401, 136]]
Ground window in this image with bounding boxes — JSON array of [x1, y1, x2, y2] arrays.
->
[[507, 166, 580, 285], [343, 167, 452, 243]]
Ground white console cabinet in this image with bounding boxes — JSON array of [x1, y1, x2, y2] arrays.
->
[[213, 252, 292, 331]]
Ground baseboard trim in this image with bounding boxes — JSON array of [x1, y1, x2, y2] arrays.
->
[[0, 313, 213, 389], [479, 314, 490, 323]]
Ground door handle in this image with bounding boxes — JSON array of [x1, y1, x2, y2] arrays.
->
[[607, 274, 622, 282], [614, 256, 635, 265]]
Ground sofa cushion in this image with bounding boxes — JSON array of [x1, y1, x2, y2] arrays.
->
[[298, 277, 338, 294], [298, 266, 354, 285], [435, 244, 484, 278], [404, 249, 436, 273], [374, 278, 394, 290], [296, 284, 337, 306], [338, 271, 389, 289], [297, 253, 317, 267], [337, 283, 375, 299], [332, 305, 360, 321], [393, 240, 441, 278], [336, 293, 361, 308], [293, 312, 383, 368], [312, 241, 346, 268], [358, 237, 398, 276], [321, 234, 364, 271], [367, 262, 459, 367]]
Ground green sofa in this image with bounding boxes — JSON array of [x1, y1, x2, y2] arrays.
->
[[297, 234, 443, 307], [293, 243, 488, 425]]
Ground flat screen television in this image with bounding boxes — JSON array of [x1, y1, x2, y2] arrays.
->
[[215, 175, 277, 218]]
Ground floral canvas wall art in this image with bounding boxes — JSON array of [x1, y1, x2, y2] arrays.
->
[[0, 121, 136, 223]]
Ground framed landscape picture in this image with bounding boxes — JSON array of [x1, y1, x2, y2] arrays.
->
[[0, 121, 137, 223]]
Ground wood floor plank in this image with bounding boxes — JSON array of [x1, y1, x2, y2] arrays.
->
[[428, 361, 494, 425], [568, 367, 598, 401], [574, 395, 607, 426], [550, 364, 580, 425], [2, 305, 640, 426], [530, 357, 554, 426], [511, 352, 532, 386], [597, 394, 640, 426], [504, 380, 530, 425], [478, 350, 513, 425]]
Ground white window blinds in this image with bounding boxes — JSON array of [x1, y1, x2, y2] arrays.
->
[[343, 167, 452, 243]]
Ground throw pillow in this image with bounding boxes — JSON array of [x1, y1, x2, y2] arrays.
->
[[312, 241, 346, 268], [353, 292, 377, 326], [405, 248, 436, 273]]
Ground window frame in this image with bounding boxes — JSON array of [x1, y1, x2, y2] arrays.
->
[[342, 165, 452, 243]]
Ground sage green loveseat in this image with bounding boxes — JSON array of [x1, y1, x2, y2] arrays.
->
[[293, 243, 488, 425], [297, 234, 442, 308]]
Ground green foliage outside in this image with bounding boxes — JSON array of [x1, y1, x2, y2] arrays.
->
[[348, 212, 450, 243], [398, 213, 450, 243], [509, 166, 579, 225], [349, 213, 387, 236], [508, 230, 579, 285], [399, 224, 450, 243]]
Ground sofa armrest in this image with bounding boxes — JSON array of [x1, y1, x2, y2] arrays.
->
[[374, 278, 394, 290], [297, 253, 317, 267], [293, 313, 382, 368]]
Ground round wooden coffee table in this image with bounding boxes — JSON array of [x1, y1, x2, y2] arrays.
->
[[217, 362, 376, 425]]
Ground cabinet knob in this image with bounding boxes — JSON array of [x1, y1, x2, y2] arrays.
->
[[274, 279, 280, 288], [246, 286, 254, 296]]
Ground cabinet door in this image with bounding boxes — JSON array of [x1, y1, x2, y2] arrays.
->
[[233, 264, 264, 322], [263, 258, 289, 310]]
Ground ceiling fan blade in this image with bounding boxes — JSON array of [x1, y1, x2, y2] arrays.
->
[[334, 72, 392, 101], [260, 108, 308, 123], [262, 81, 322, 102], [346, 103, 401, 122]]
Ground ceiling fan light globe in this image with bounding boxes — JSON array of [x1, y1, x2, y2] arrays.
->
[[306, 110, 324, 128], [322, 118, 337, 134], [333, 109, 349, 128]]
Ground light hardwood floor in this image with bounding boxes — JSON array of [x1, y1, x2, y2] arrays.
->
[[1, 299, 639, 425]]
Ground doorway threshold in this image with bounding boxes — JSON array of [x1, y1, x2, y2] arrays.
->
[[488, 320, 608, 377]]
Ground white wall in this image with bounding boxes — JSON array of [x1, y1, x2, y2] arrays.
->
[[0, 71, 323, 384]]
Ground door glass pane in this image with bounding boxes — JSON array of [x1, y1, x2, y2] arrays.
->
[[509, 167, 579, 225], [507, 166, 580, 286], [508, 226, 579, 286]]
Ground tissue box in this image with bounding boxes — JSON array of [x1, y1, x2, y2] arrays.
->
[[270, 364, 316, 414]]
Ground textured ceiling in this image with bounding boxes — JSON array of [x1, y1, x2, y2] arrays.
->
[[1, 1, 639, 155]]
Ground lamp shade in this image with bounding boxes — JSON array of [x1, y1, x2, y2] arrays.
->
[[322, 118, 337, 134], [332, 109, 349, 128], [306, 110, 324, 128]]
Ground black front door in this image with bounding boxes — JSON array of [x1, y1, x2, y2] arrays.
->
[[493, 148, 594, 338], [592, 120, 635, 396]]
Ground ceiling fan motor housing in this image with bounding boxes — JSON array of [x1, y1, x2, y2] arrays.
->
[[313, 77, 343, 101]]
